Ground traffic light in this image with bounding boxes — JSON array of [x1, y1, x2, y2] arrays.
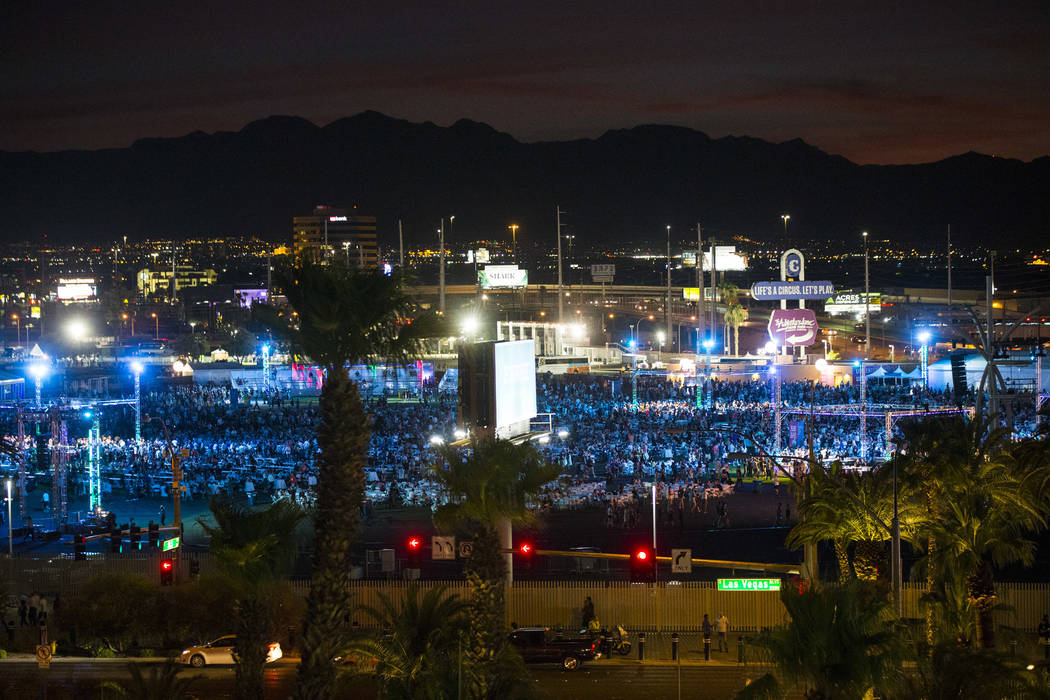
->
[[517, 542, 534, 558], [109, 528, 122, 554], [160, 559, 174, 586], [148, 522, 159, 548], [630, 546, 655, 583], [130, 525, 141, 550], [406, 535, 423, 568], [73, 534, 86, 561]]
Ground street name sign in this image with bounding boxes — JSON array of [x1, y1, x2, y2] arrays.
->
[[162, 536, 180, 552], [751, 281, 834, 301], [717, 578, 782, 591]]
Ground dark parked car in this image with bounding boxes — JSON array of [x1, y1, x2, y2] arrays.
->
[[509, 626, 600, 670]]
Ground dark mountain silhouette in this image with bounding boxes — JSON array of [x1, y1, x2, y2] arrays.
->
[[1, 111, 1047, 249]]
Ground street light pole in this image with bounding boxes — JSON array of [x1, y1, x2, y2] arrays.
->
[[556, 207, 565, 324], [863, 231, 871, 359], [781, 214, 790, 249], [438, 220, 446, 315], [6, 479, 11, 556], [666, 225, 672, 353]]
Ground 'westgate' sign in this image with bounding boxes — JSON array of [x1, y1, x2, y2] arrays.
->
[[767, 308, 819, 346]]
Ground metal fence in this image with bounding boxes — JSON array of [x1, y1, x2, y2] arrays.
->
[[5, 556, 1050, 634]]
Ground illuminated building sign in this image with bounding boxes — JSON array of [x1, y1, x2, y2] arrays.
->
[[329, 216, 347, 222]]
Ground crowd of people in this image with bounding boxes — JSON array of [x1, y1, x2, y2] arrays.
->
[[2, 370, 1043, 531]]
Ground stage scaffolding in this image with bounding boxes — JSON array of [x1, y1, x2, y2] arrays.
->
[[781, 403, 974, 463], [2, 398, 137, 523]]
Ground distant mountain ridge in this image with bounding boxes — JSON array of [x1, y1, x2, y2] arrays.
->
[[1, 111, 1047, 248]]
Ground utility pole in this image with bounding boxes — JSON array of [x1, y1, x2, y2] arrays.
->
[[696, 224, 704, 353], [439, 219, 446, 314], [556, 207, 565, 324], [946, 224, 952, 324], [863, 232, 870, 359], [398, 219, 404, 269], [171, 244, 177, 305], [709, 238, 717, 352], [666, 225, 672, 352]]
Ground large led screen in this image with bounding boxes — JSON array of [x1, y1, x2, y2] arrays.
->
[[493, 340, 537, 430]]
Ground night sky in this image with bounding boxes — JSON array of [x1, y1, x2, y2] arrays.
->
[[3, 1, 1048, 164]]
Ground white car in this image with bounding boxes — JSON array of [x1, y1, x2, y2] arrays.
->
[[180, 635, 282, 667]]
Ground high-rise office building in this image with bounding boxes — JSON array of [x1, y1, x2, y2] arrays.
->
[[293, 206, 378, 267]]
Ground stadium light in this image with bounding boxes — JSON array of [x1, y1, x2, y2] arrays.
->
[[131, 360, 144, 376], [453, 428, 467, 440], [429, 435, 445, 446], [28, 364, 48, 380], [917, 330, 931, 344], [461, 316, 479, 336], [703, 339, 714, 352], [65, 318, 89, 342], [557, 429, 569, 439]]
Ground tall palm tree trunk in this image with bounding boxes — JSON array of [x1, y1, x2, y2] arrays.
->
[[853, 541, 885, 582], [296, 367, 370, 699], [464, 523, 507, 698], [834, 538, 852, 583], [733, 323, 740, 356], [968, 563, 997, 649], [234, 595, 270, 700]]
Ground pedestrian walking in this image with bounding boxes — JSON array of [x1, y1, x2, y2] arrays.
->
[[23, 515, 33, 542], [582, 596, 595, 629], [17, 599, 27, 627], [28, 591, 39, 627], [717, 613, 729, 652]]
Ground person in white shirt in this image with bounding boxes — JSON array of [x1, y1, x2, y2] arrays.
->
[[717, 613, 729, 652]]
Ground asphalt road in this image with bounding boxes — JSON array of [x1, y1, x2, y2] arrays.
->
[[0, 659, 786, 700]]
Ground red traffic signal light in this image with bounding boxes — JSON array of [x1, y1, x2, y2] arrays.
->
[[630, 546, 655, 582], [518, 542, 533, 556], [160, 558, 174, 586], [407, 536, 422, 551]]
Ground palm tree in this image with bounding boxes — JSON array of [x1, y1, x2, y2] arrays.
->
[[430, 439, 559, 698], [734, 582, 904, 700], [100, 659, 202, 700], [198, 498, 306, 700], [340, 585, 469, 699], [724, 303, 748, 356], [786, 460, 854, 582], [922, 452, 1045, 649], [897, 416, 1049, 649], [270, 263, 437, 699]]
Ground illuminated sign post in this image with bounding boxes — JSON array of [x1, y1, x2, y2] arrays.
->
[[162, 536, 180, 552], [717, 578, 781, 591], [751, 281, 834, 301]]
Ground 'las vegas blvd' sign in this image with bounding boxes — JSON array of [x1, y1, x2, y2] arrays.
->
[[717, 578, 782, 591]]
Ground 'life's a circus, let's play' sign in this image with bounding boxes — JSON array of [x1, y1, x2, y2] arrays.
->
[[768, 308, 819, 346]]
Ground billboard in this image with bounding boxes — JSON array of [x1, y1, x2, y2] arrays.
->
[[56, 278, 97, 302], [751, 280, 834, 301], [768, 308, 819, 346], [825, 291, 881, 317], [479, 265, 528, 288], [494, 340, 537, 432], [685, 246, 748, 271]]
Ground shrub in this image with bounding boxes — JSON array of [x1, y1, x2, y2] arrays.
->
[[0, 649, 7, 659]]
